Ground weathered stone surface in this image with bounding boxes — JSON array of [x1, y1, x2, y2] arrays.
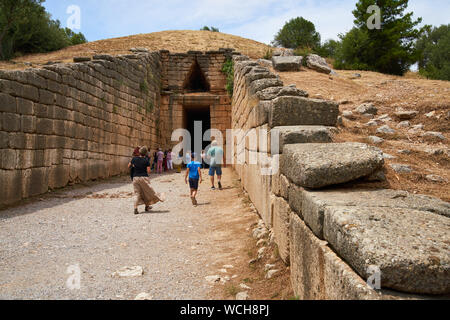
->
[[0, 169, 22, 205], [323, 206, 450, 294], [342, 111, 356, 120], [272, 197, 291, 264], [272, 125, 335, 151], [423, 131, 445, 141], [289, 213, 380, 300], [272, 56, 302, 72], [390, 163, 412, 174], [73, 57, 92, 63], [368, 136, 384, 144], [249, 78, 283, 95], [306, 54, 332, 74], [257, 59, 273, 68], [256, 86, 308, 101], [296, 188, 450, 239], [377, 125, 395, 134], [0, 93, 16, 113], [269, 96, 339, 128], [281, 143, 384, 189], [355, 103, 377, 115], [394, 110, 418, 120]]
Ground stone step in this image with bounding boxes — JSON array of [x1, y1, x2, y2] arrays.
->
[[281, 142, 384, 189], [272, 125, 337, 151], [269, 96, 339, 128], [323, 206, 450, 295], [291, 187, 450, 240]]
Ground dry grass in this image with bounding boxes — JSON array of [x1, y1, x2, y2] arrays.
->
[[0, 30, 270, 70]]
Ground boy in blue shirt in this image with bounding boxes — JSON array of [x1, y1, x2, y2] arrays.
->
[[185, 153, 202, 206]]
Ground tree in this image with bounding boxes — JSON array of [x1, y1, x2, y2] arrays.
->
[[316, 39, 341, 58], [272, 17, 321, 49], [416, 24, 450, 80], [334, 28, 371, 70], [0, 0, 42, 59], [337, 0, 424, 75]]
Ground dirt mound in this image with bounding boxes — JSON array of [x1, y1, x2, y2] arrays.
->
[[0, 30, 270, 70], [277, 68, 450, 202]]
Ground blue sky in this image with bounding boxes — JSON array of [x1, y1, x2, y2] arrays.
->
[[43, 0, 450, 44]]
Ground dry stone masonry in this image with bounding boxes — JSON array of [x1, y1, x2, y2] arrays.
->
[[230, 55, 449, 299], [0, 47, 449, 300], [0, 49, 235, 207]]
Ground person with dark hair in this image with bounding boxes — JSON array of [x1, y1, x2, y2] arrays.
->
[[128, 146, 165, 215], [130, 147, 140, 181]]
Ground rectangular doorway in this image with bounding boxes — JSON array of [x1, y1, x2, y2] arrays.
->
[[183, 105, 211, 154]]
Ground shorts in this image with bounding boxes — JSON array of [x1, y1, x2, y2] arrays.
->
[[189, 178, 199, 190], [209, 166, 222, 176]]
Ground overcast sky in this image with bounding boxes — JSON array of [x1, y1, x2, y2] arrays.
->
[[44, 0, 450, 44]]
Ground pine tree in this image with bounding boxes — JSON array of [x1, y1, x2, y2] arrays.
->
[[336, 0, 424, 75]]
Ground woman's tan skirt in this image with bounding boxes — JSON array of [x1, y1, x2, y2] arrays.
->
[[132, 177, 164, 207]]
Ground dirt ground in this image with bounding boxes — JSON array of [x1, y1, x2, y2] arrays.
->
[[277, 68, 450, 202], [0, 168, 291, 300]]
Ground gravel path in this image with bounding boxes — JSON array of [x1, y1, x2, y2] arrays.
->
[[0, 169, 256, 300]]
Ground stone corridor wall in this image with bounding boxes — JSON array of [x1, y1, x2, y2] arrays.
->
[[0, 53, 163, 206], [231, 55, 450, 300]]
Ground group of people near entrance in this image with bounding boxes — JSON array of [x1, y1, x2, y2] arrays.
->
[[128, 141, 224, 214]]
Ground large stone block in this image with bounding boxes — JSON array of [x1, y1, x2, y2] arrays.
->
[[272, 56, 302, 72], [272, 196, 291, 264], [269, 97, 339, 128], [281, 143, 384, 189], [323, 206, 450, 295], [289, 212, 376, 300], [272, 125, 336, 151], [48, 165, 70, 189], [1, 113, 20, 132], [0, 93, 16, 113], [0, 149, 17, 169], [0, 169, 22, 205]]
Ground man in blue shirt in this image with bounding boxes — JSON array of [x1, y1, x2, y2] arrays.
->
[[207, 140, 224, 190], [185, 153, 203, 206]]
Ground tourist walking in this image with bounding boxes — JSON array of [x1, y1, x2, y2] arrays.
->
[[201, 150, 206, 169], [166, 149, 173, 171], [157, 148, 164, 174], [185, 153, 202, 206], [130, 147, 140, 181], [128, 147, 165, 215], [207, 140, 224, 190]]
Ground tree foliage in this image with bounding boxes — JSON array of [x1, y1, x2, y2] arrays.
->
[[272, 17, 321, 49], [200, 26, 219, 32], [334, 0, 424, 75], [416, 24, 450, 80], [0, 0, 87, 60]]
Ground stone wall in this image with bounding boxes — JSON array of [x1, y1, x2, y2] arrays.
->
[[0, 52, 164, 207], [231, 55, 450, 299], [0, 49, 234, 206]]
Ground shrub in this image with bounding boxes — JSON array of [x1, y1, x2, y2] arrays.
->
[[221, 58, 234, 97]]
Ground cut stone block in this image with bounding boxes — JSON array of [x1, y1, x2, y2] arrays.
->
[[272, 56, 302, 72], [272, 125, 336, 151], [281, 143, 384, 189], [269, 96, 339, 128], [323, 206, 450, 295], [272, 197, 291, 264], [289, 212, 438, 300], [298, 188, 450, 240]]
